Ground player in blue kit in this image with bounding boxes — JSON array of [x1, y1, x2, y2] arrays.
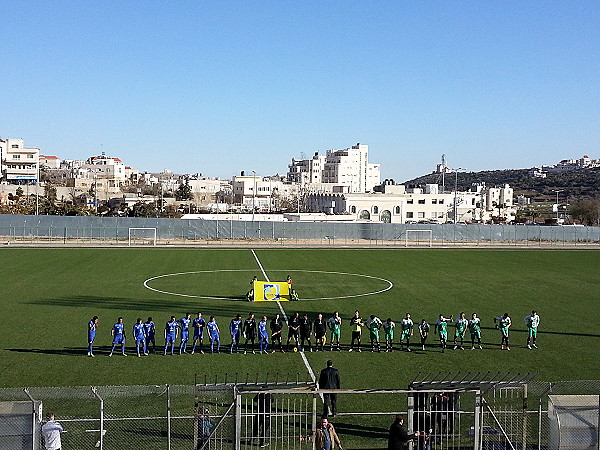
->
[[179, 313, 191, 354], [144, 317, 156, 353], [191, 312, 206, 355], [206, 316, 220, 353], [164, 316, 178, 356], [109, 317, 127, 357], [229, 314, 242, 354], [133, 318, 148, 357], [87, 316, 98, 357], [258, 316, 269, 353]]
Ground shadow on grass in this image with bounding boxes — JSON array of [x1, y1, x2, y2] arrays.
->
[[27, 295, 256, 315], [334, 422, 388, 440], [5, 347, 93, 356]]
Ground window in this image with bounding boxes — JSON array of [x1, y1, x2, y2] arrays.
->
[[351, 206, 356, 213], [439, 199, 444, 204], [27, 154, 34, 159], [432, 199, 437, 204], [373, 206, 379, 214], [407, 199, 414, 204], [418, 199, 425, 204], [359, 210, 370, 220], [395, 206, 401, 214], [12, 154, 20, 159], [11, 144, 19, 148], [418, 212, 425, 219], [406, 212, 414, 218]]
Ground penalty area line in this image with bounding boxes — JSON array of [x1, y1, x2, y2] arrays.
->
[[251, 249, 317, 385]]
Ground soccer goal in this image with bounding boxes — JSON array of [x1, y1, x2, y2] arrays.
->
[[128, 228, 157, 246], [405, 229, 433, 247]]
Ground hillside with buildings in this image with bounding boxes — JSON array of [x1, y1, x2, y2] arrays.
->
[[404, 165, 600, 202], [2, 136, 598, 224]]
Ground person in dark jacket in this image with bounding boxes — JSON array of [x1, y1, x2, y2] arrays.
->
[[319, 360, 340, 417], [388, 415, 420, 450]]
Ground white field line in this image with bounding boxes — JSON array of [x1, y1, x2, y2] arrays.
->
[[251, 249, 317, 386]]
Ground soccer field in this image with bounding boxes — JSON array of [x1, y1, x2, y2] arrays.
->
[[1, 247, 599, 389]]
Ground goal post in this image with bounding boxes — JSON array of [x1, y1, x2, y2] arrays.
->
[[128, 228, 157, 246], [405, 229, 433, 247]]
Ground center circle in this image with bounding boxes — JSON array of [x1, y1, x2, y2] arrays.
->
[[144, 269, 393, 301]]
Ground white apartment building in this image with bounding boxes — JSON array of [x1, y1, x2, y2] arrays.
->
[[323, 143, 380, 193], [83, 154, 128, 188], [39, 155, 61, 170], [288, 152, 326, 184], [287, 143, 381, 193], [0, 138, 40, 183], [233, 174, 298, 211], [306, 183, 515, 224]]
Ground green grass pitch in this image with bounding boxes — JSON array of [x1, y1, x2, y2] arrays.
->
[[1, 247, 599, 390]]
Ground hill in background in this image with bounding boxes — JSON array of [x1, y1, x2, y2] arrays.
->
[[403, 167, 600, 202]]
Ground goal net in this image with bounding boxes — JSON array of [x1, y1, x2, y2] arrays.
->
[[128, 228, 157, 246], [405, 229, 433, 247]]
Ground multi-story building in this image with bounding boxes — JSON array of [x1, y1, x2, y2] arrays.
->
[[83, 153, 127, 188], [233, 173, 298, 211], [306, 183, 515, 224], [0, 138, 40, 184], [288, 152, 326, 185], [287, 143, 380, 193], [39, 155, 61, 170]]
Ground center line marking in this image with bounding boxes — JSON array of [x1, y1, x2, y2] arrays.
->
[[251, 249, 317, 385]]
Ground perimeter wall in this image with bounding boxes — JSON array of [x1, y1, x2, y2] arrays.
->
[[0, 214, 598, 246]]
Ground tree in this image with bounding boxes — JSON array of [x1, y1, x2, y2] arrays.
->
[[175, 179, 193, 201], [131, 201, 158, 218], [570, 198, 600, 226], [44, 183, 58, 204]]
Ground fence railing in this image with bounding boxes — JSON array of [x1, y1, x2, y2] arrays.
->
[[0, 214, 599, 246], [1, 380, 598, 449]]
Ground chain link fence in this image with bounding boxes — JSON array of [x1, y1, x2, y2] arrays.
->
[[0, 214, 599, 247], [0, 380, 598, 449]]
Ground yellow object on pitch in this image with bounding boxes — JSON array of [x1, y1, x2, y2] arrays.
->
[[293, 347, 298, 352]]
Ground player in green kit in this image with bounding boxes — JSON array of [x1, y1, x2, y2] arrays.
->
[[366, 314, 382, 352], [524, 310, 540, 349], [435, 314, 453, 353], [328, 312, 342, 351], [468, 313, 482, 350], [453, 312, 468, 350], [400, 313, 414, 352], [494, 313, 512, 350], [383, 318, 395, 352]]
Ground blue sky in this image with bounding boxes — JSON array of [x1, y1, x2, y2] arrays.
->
[[2, 1, 599, 182]]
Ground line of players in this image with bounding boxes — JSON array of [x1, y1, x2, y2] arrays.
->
[[86, 310, 541, 357]]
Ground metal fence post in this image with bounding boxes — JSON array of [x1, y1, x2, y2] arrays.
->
[[91, 387, 104, 450], [407, 391, 414, 450], [312, 393, 317, 450], [522, 384, 528, 450], [474, 390, 481, 450], [166, 384, 171, 450], [235, 387, 242, 450], [23, 388, 37, 450]]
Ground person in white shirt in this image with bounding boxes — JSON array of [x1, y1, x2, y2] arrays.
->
[[41, 413, 63, 450]]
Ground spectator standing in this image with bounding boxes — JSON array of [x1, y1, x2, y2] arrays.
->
[[319, 360, 340, 418], [314, 418, 343, 450], [41, 413, 63, 450], [388, 415, 420, 450]]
